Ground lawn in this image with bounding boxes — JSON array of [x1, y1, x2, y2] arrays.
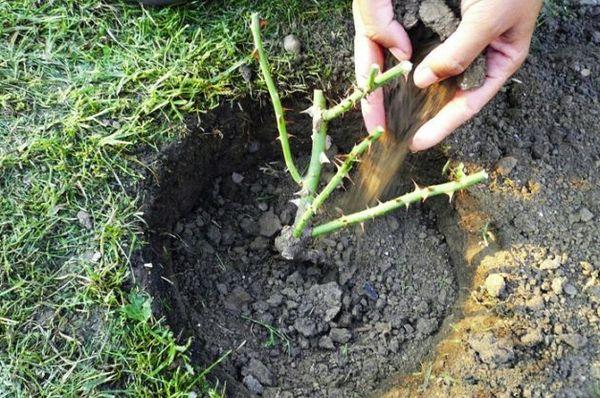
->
[[0, 0, 347, 396]]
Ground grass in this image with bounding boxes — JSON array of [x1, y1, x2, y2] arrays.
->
[[242, 316, 292, 355], [0, 0, 349, 396]]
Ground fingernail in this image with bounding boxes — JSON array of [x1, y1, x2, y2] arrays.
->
[[389, 47, 409, 61], [409, 131, 428, 152], [414, 66, 438, 88]]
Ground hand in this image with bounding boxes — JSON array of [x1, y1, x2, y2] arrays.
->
[[353, 0, 412, 133], [409, 0, 542, 151]]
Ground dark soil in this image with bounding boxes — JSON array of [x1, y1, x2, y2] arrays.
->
[[162, 148, 462, 397], [137, 1, 599, 397]]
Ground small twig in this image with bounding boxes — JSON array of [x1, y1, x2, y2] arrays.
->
[[250, 13, 302, 184], [292, 127, 384, 237], [303, 89, 328, 201], [321, 61, 412, 122], [311, 169, 489, 237]]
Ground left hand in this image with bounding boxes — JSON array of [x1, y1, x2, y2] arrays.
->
[[353, 0, 412, 133]]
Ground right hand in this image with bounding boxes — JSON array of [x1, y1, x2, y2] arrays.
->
[[409, 0, 542, 151]]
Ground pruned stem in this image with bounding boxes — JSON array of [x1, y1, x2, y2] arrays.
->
[[292, 127, 385, 238], [303, 90, 328, 200], [311, 169, 488, 237], [322, 61, 412, 122], [250, 13, 302, 184]]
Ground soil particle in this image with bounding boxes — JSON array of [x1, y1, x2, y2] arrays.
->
[[484, 273, 507, 298], [232, 172, 244, 184], [495, 156, 518, 176], [329, 328, 352, 344], [418, 0, 458, 40], [243, 359, 274, 387], [468, 333, 515, 367], [258, 210, 282, 237], [224, 287, 253, 312], [562, 283, 578, 297], [551, 277, 565, 295], [578, 207, 594, 223], [539, 257, 562, 271], [561, 333, 588, 349], [520, 328, 544, 346], [415, 317, 438, 337], [243, 374, 263, 395], [300, 282, 342, 323], [459, 55, 486, 90], [318, 335, 335, 350]]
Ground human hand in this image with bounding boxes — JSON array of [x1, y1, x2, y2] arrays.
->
[[409, 0, 542, 151], [353, 0, 412, 133]]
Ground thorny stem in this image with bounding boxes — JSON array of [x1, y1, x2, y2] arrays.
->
[[293, 127, 385, 238], [303, 90, 328, 201], [311, 169, 489, 237], [250, 13, 302, 184], [321, 61, 413, 122]]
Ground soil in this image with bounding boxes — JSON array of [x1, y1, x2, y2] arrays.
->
[[136, 2, 600, 397]]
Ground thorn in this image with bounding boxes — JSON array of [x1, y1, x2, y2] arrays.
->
[[300, 105, 315, 117], [360, 223, 365, 233], [401, 197, 410, 209], [441, 160, 451, 175], [251, 49, 259, 59], [346, 174, 355, 185], [446, 191, 454, 203], [319, 152, 330, 164], [412, 179, 422, 193]]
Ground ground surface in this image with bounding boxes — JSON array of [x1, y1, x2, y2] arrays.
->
[[1, 0, 598, 397], [142, 1, 600, 397]]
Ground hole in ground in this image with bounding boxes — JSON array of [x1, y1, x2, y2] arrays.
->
[[137, 98, 472, 397]]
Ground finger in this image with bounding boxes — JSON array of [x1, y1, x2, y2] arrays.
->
[[369, 20, 412, 61], [413, 17, 498, 88], [353, 0, 412, 61], [409, 47, 516, 151], [354, 33, 386, 132]]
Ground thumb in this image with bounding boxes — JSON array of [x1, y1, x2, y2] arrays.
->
[[413, 16, 498, 88]]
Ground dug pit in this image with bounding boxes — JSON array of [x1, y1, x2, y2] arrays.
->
[[138, 99, 475, 397]]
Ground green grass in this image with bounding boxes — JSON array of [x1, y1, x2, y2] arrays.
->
[[0, 0, 348, 396]]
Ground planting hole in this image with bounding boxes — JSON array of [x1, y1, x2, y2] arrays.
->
[[139, 98, 470, 397]]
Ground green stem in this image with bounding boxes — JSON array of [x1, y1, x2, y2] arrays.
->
[[311, 169, 489, 237], [292, 127, 385, 238], [250, 13, 302, 184], [303, 89, 328, 200], [322, 61, 412, 122]]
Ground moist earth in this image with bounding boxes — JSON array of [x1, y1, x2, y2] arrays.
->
[[139, 1, 600, 397], [166, 155, 458, 397]]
